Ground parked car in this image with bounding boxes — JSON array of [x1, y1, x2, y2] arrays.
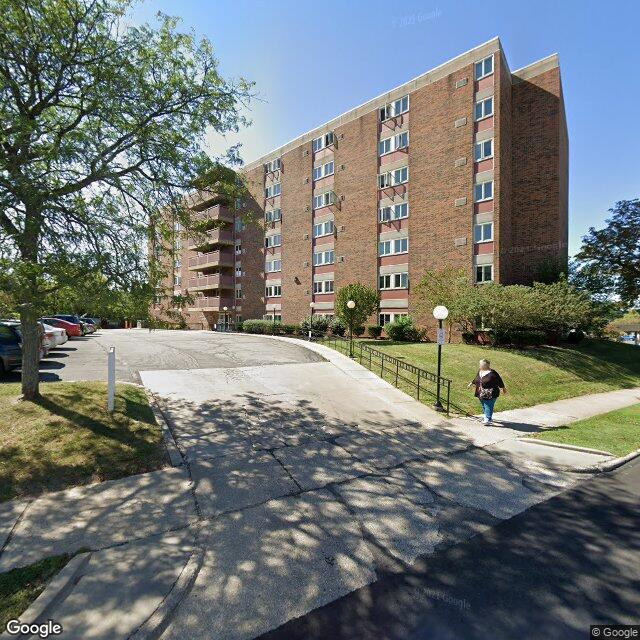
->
[[42, 317, 83, 338], [0, 322, 22, 374], [42, 323, 68, 347], [80, 319, 96, 333], [54, 314, 89, 335], [81, 316, 102, 330]]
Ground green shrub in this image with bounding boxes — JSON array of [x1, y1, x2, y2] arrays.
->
[[330, 318, 346, 336], [242, 319, 279, 334], [384, 316, 423, 342], [281, 323, 299, 335], [461, 331, 476, 344], [367, 325, 383, 339], [353, 324, 365, 336], [301, 315, 330, 334], [490, 329, 547, 347], [235, 320, 244, 332], [566, 328, 585, 344]]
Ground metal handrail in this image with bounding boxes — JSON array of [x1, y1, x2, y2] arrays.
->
[[315, 332, 452, 414]]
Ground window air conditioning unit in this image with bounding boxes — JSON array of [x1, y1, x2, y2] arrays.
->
[[303, 261, 309, 267], [339, 225, 346, 232], [338, 256, 345, 263], [305, 205, 311, 212], [303, 233, 309, 240], [303, 149, 310, 157], [340, 164, 346, 171], [305, 177, 310, 184], [340, 195, 345, 201]]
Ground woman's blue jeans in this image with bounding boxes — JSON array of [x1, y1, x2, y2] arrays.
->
[[479, 397, 497, 421]]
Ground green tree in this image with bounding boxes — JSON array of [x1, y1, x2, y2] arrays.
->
[[573, 199, 640, 307], [0, 0, 252, 399], [335, 283, 380, 333]]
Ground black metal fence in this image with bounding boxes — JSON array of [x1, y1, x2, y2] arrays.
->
[[317, 333, 452, 414]]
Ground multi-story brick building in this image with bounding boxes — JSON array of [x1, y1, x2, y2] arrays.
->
[[161, 37, 568, 330]]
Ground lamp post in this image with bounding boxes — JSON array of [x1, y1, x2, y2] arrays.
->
[[223, 306, 228, 332], [308, 301, 315, 341], [347, 299, 356, 358], [432, 305, 449, 411]]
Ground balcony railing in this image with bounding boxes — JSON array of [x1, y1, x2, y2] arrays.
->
[[192, 204, 234, 224], [188, 226, 234, 249], [189, 296, 234, 311], [187, 274, 235, 290], [187, 250, 234, 270]]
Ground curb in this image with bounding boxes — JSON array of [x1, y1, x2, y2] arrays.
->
[[128, 530, 205, 640], [571, 448, 640, 474], [147, 392, 184, 467], [517, 438, 614, 457], [14, 552, 92, 636]]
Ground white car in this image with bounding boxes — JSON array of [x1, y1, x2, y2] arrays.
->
[[42, 323, 68, 348]]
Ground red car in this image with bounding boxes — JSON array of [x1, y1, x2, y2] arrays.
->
[[41, 317, 83, 338]]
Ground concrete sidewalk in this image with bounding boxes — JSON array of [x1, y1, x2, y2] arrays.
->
[[0, 331, 630, 640], [487, 387, 640, 431]]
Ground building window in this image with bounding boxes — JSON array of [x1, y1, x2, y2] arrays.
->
[[474, 222, 494, 243], [236, 314, 242, 324], [265, 259, 282, 273], [265, 208, 282, 223], [264, 313, 282, 322], [475, 55, 494, 80], [312, 131, 334, 153], [379, 95, 409, 121], [378, 131, 409, 156], [313, 219, 334, 238], [313, 191, 335, 210], [313, 280, 334, 294], [379, 272, 408, 290], [235, 265, 242, 276], [313, 250, 334, 266], [234, 217, 245, 232], [379, 237, 409, 256], [235, 241, 242, 255], [312, 161, 334, 181], [379, 202, 409, 222], [235, 286, 243, 299], [476, 264, 493, 283], [379, 312, 407, 326], [264, 158, 282, 173], [378, 166, 409, 189], [265, 284, 282, 297], [174, 274, 181, 287], [265, 182, 281, 198], [474, 180, 494, 202], [265, 234, 282, 248], [475, 96, 494, 121], [474, 138, 493, 161]]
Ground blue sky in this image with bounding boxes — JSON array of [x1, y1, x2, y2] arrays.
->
[[132, 0, 639, 256]]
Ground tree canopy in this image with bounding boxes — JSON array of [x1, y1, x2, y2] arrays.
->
[[572, 199, 640, 308], [335, 283, 380, 331], [0, 0, 252, 397]]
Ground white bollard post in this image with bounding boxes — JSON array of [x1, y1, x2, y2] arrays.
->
[[107, 346, 116, 412]]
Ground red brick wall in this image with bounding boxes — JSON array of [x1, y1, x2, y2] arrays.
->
[[334, 110, 379, 321], [409, 64, 475, 325], [507, 67, 568, 283], [280, 143, 313, 323]]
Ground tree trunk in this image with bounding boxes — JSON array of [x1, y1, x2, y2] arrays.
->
[[20, 304, 41, 400]]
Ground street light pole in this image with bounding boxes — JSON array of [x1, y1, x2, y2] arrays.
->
[[223, 306, 228, 332], [309, 301, 314, 341], [347, 299, 356, 358], [432, 305, 449, 412]]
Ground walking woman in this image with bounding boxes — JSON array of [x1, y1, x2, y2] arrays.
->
[[467, 358, 506, 425]]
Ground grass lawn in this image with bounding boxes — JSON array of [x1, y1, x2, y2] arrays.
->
[[529, 404, 640, 456], [336, 338, 640, 415], [0, 554, 70, 628], [0, 381, 166, 503]]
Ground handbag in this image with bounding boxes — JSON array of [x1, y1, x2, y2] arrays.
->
[[478, 385, 494, 400]]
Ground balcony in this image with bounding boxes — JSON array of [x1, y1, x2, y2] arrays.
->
[[191, 204, 234, 224], [188, 296, 234, 312], [187, 249, 235, 270], [187, 274, 235, 291], [188, 226, 234, 250]]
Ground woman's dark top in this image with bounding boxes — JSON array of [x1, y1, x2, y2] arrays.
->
[[472, 369, 505, 398]]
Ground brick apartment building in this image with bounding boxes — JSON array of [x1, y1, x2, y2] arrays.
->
[[159, 37, 568, 330]]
